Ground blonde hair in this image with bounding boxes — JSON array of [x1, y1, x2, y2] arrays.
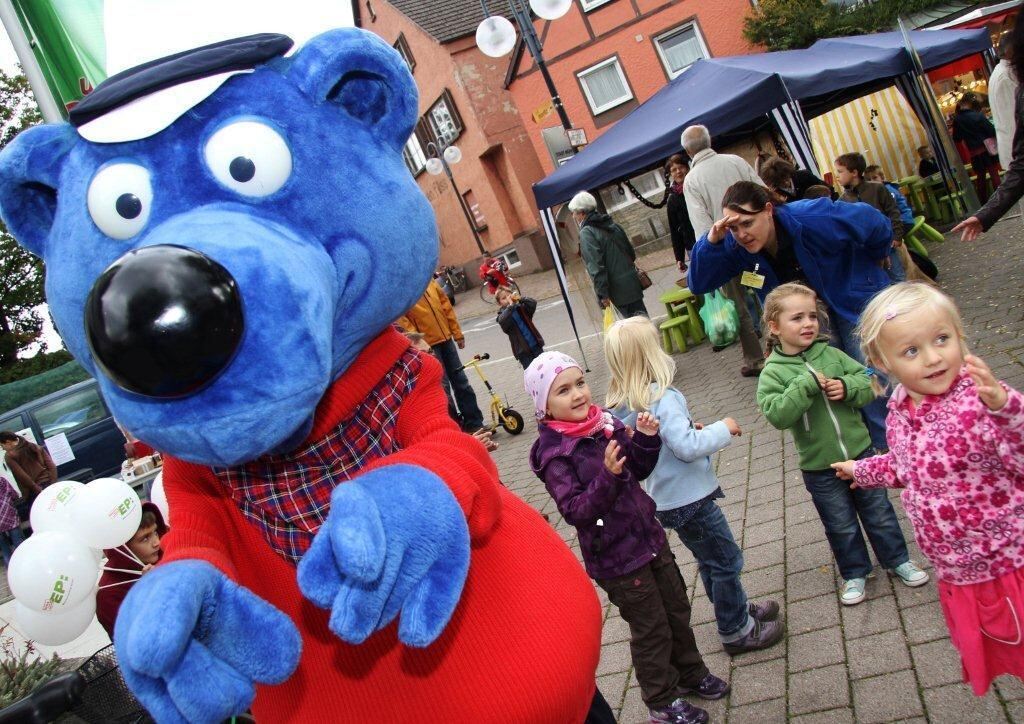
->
[[856, 282, 968, 394], [760, 283, 825, 354], [604, 316, 675, 411]]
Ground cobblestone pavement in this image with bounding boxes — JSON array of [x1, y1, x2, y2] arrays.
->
[[479, 216, 1024, 723]]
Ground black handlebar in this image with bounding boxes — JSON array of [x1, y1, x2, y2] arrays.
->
[[476, 353, 490, 361], [0, 671, 85, 724]]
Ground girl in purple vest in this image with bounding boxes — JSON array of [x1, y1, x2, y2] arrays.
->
[[527, 351, 725, 724]]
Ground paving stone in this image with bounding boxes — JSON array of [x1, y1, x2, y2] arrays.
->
[[688, 590, 716, 627], [840, 593, 900, 639], [791, 708, 855, 724], [741, 564, 784, 598], [910, 638, 964, 689], [742, 539, 785, 572], [596, 670, 629, 711], [846, 629, 911, 679], [728, 696, 787, 723], [747, 482, 784, 508], [743, 518, 785, 548], [787, 540, 833, 573], [730, 656, 787, 706], [618, 685, 648, 724], [998, 675, 1024, 701], [787, 593, 840, 635], [1007, 700, 1024, 723], [788, 566, 837, 602], [852, 670, 924, 723], [785, 500, 820, 525], [899, 601, 950, 645], [596, 640, 633, 676], [744, 499, 784, 526], [921, 684, 1008, 723], [892, 575, 940, 608], [788, 626, 846, 673], [601, 613, 631, 645], [789, 663, 850, 715], [786, 518, 828, 548]]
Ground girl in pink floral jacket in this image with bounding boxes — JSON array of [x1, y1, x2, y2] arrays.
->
[[832, 283, 1024, 695]]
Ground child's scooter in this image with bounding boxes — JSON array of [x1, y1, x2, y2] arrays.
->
[[459, 353, 524, 434]]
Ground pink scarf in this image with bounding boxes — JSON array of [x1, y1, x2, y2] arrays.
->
[[546, 404, 615, 439]]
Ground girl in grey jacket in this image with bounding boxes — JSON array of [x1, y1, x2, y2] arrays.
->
[[605, 317, 785, 656]]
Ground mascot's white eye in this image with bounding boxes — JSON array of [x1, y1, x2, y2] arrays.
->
[[204, 121, 292, 197], [86, 163, 153, 240]]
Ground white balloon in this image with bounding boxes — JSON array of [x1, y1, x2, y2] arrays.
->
[[530, 0, 572, 20], [72, 477, 143, 549], [476, 15, 516, 58], [7, 531, 99, 613], [15, 597, 96, 646], [149, 470, 170, 525], [29, 480, 84, 534]]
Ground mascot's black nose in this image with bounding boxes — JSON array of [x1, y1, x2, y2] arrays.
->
[[85, 245, 245, 398]]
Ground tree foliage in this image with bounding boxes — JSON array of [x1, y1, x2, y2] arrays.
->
[[0, 69, 44, 369], [743, 0, 972, 51]]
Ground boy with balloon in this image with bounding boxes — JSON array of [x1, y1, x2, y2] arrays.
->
[[7, 477, 147, 646]]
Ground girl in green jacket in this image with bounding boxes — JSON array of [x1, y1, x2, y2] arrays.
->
[[755, 284, 927, 606]]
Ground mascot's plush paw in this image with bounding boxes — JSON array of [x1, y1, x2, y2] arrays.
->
[[114, 561, 301, 724], [296, 464, 470, 647]]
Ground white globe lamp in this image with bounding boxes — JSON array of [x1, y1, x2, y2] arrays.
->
[[476, 15, 517, 58], [443, 145, 463, 165], [529, 0, 572, 20], [425, 157, 445, 176]]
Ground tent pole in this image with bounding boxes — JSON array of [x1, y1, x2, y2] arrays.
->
[[540, 207, 590, 371], [898, 16, 981, 215]]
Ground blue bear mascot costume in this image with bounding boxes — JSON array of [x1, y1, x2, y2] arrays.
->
[[0, 29, 605, 723]]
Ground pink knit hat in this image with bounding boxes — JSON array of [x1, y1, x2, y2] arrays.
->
[[524, 351, 583, 419]]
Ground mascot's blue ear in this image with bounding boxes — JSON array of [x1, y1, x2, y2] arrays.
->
[[0, 123, 77, 258], [287, 28, 418, 153]]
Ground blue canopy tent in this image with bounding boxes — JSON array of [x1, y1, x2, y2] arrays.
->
[[533, 29, 992, 353]]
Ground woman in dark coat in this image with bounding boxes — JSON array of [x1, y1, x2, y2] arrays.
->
[[665, 154, 696, 273], [952, 92, 1001, 203], [956, 19, 1024, 240]]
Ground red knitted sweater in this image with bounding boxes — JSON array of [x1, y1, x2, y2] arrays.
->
[[160, 328, 601, 722]]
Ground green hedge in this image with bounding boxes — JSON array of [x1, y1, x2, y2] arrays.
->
[[0, 361, 91, 413]]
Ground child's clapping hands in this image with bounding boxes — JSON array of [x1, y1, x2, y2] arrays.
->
[[635, 411, 660, 436]]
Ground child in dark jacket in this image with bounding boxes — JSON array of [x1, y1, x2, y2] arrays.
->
[[527, 351, 724, 724], [496, 287, 545, 369]]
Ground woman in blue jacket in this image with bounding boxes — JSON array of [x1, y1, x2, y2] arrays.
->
[[686, 181, 892, 449]]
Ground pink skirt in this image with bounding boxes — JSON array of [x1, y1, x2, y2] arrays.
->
[[939, 567, 1024, 695]]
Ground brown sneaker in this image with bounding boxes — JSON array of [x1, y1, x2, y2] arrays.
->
[[723, 618, 785, 656]]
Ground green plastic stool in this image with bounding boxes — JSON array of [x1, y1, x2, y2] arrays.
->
[[903, 216, 944, 257], [938, 192, 967, 222], [660, 317, 690, 354]]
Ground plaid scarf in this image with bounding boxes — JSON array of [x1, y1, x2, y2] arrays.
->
[[213, 348, 422, 563]]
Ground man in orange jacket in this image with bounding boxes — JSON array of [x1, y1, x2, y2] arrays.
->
[[398, 280, 486, 432]]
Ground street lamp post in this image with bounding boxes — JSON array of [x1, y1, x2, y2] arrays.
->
[[476, 0, 577, 148], [426, 140, 487, 256]]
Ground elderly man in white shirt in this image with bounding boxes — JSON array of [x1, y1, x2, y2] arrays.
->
[[990, 33, 1018, 170], [681, 124, 766, 377]]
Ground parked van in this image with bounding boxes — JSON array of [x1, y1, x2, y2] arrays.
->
[[0, 379, 125, 483]]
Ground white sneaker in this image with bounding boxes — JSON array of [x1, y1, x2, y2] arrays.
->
[[841, 577, 866, 605], [892, 561, 930, 587]]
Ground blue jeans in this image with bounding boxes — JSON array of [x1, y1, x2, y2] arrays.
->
[[0, 525, 25, 566], [802, 458, 909, 580], [656, 498, 752, 642], [887, 247, 906, 283], [432, 340, 485, 430], [832, 312, 890, 450]]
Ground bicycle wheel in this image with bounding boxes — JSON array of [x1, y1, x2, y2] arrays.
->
[[480, 284, 497, 304], [500, 408, 524, 435]]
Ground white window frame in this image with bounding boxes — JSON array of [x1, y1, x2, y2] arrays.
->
[[579, 0, 613, 10], [599, 170, 665, 213], [654, 22, 710, 80], [403, 134, 426, 175], [497, 249, 522, 270], [428, 96, 460, 146], [577, 57, 633, 115]]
